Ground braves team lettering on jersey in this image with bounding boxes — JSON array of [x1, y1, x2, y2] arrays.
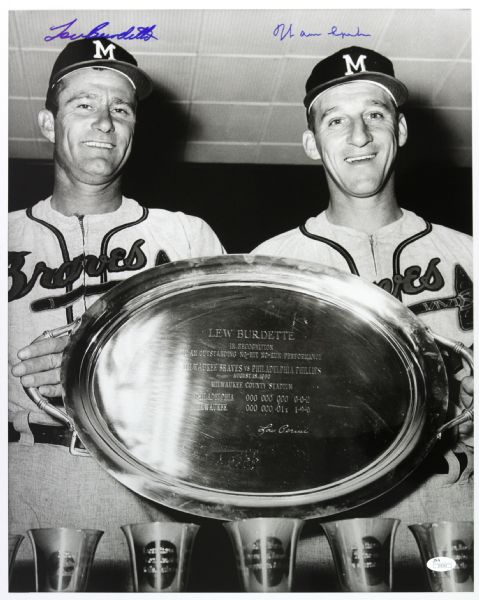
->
[[8, 196, 225, 423], [253, 209, 472, 347]]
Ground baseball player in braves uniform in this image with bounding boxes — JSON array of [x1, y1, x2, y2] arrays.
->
[[253, 46, 473, 436], [9, 39, 224, 591], [252, 46, 473, 587]]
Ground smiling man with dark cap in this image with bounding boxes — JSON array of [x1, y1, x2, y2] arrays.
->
[[8, 38, 223, 591], [253, 47, 473, 588], [254, 46, 473, 440]]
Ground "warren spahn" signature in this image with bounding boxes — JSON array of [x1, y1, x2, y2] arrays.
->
[[273, 24, 371, 41]]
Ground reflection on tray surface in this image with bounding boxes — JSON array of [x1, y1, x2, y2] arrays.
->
[[94, 286, 411, 493]]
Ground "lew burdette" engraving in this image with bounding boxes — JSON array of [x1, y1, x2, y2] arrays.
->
[[206, 328, 295, 341]]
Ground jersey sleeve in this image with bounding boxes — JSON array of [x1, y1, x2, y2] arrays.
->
[[251, 239, 271, 255], [251, 229, 299, 258], [177, 213, 226, 257]]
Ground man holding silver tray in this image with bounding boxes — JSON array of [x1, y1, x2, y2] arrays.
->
[[8, 38, 224, 590], [254, 45, 473, 446], [251, 45, 473, 582], [8, 35, 473, 593]]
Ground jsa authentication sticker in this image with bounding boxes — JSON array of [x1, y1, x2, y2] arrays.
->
[[427, 557, 457, 572]]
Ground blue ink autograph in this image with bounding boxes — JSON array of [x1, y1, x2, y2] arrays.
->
[[273, 24, 371, 41], [328, 25, 371, 39], [44, 18, 158, 42]]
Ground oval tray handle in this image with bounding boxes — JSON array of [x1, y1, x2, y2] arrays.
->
[[23, 319, 82, 431], [430, 330, 474, 438]]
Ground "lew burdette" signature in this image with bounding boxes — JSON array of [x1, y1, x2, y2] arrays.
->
[[44, 18, 158, 42]]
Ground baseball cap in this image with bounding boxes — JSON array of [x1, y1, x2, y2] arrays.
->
[[304, 46, 408, 113], [48, 38, 153, 100]]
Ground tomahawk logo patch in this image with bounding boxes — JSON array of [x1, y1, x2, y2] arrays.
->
[[407, 264, 473, 331]]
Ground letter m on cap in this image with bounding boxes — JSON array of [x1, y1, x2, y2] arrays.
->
[[342, 53, 367, 75], [93, 40, 116, 60]]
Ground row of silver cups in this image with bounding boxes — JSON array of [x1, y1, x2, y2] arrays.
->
[[9, 517, 473, 592]]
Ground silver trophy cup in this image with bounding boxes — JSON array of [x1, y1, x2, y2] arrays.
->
[[8, 534, 24, 584], [224, 517, 304, 592], [121, 521, 200, 592], [27, 527, 103, 592], [322, 517, 400, 592], [409, 521, 474, 592]]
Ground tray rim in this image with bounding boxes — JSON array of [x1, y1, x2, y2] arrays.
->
[[62, 254, 448, 520]]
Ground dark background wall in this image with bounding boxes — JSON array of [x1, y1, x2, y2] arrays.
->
[[9, 87, 472, 250], [8, 158, 472, 253]]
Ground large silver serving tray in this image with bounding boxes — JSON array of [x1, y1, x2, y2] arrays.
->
[[61, 255, 454, 519]]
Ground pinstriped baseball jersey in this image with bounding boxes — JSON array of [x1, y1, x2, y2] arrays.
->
[[8, 196, 225, 424], [253, 209, 472, 348]]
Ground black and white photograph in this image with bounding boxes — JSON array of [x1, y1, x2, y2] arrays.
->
[[7, 7, 474, 594]]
